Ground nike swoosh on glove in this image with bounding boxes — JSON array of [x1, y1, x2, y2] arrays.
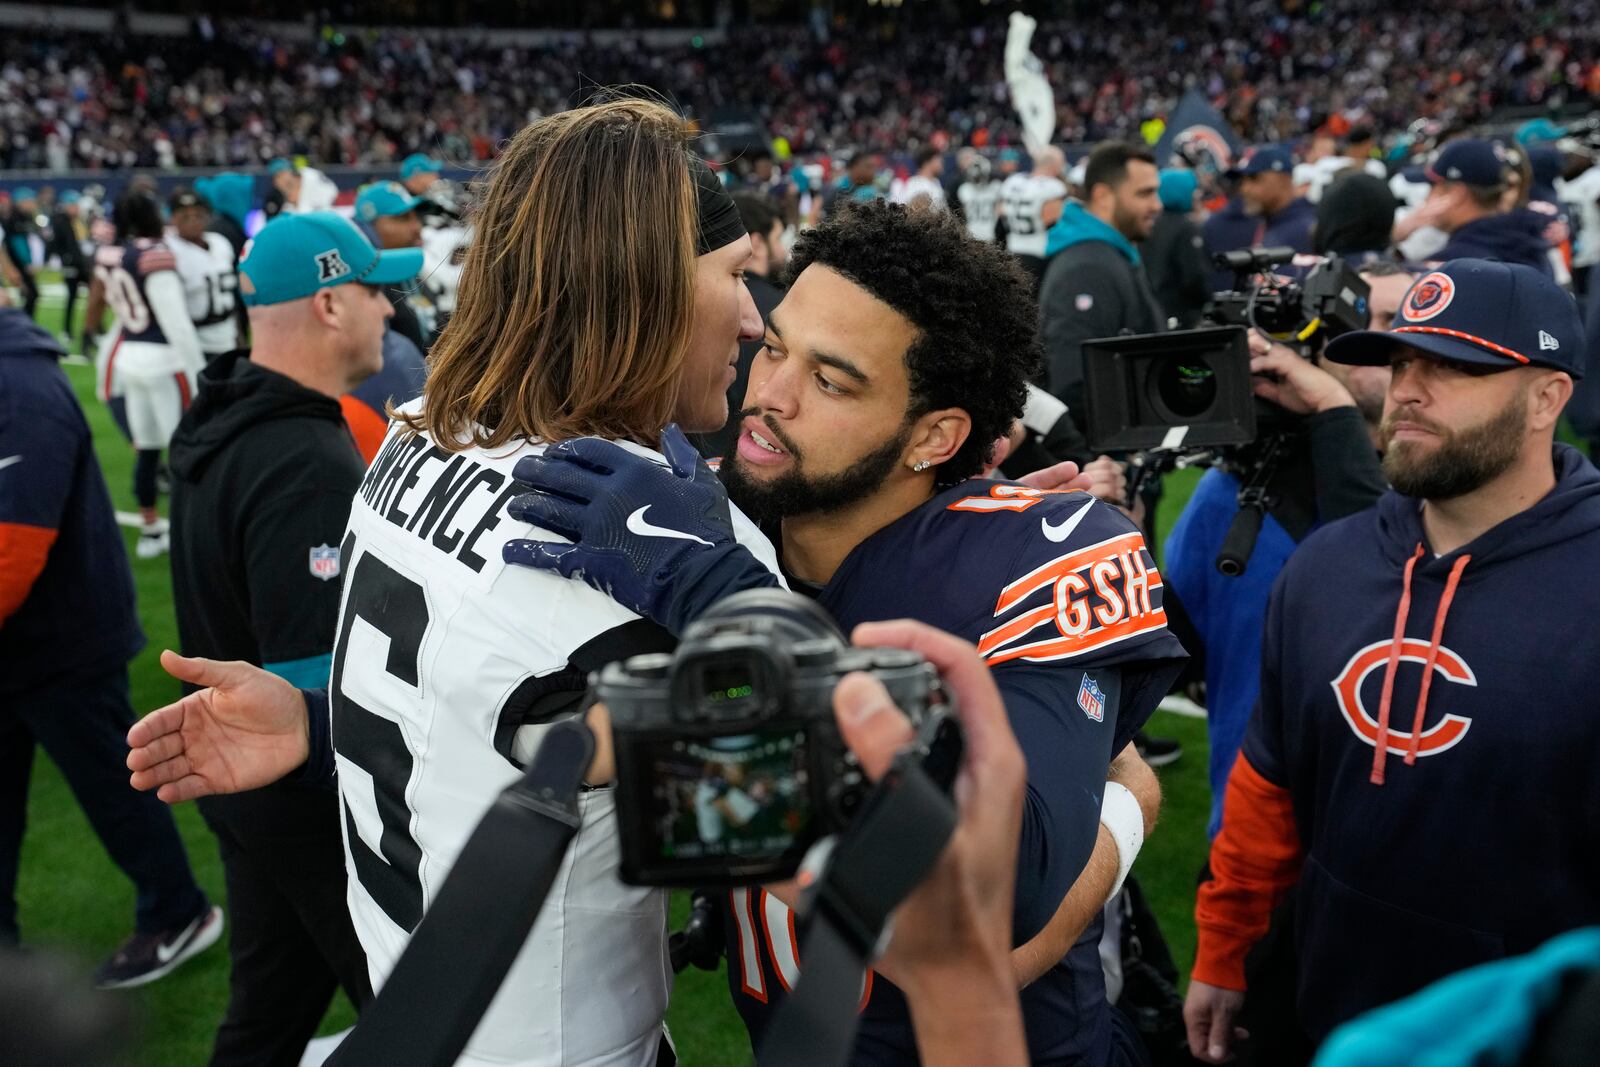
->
[[503, 425, 779, 636]]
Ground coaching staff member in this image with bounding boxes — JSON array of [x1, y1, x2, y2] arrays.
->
[[169, 212, 419, 1066], [1184, 260, 1600, 1065]]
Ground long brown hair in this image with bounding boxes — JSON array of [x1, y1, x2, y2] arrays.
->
[[399, 95, 697, 451]]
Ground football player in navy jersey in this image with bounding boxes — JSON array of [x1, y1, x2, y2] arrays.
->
[[505, 200, 1186, 1067]]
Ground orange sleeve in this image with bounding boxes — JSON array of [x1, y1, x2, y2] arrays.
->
[[1192, 752, 1304, 991], [0, 522, 58, 627], [339, 395, 390, 466]]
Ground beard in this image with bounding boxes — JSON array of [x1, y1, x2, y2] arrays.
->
[[720, 412, 913, 522], [1381, 392, 1526, 500]]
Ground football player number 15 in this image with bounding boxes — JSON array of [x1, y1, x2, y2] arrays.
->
[[330, 531, 428, 933]]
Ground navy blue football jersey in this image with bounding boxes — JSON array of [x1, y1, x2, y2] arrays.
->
[[93, 239, 179, 345], [726, 480, 1187, 1066]]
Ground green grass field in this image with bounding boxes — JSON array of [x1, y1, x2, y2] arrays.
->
[[16, 290, 1212, 1066]]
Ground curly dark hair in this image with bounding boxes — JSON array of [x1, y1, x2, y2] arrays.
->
[[781, 200, 1041, 484]]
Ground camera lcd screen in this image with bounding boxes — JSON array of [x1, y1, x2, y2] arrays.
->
[[637, 727, 812, 870]]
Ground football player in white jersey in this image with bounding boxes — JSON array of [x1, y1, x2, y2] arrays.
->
[[1000, 145, 1070, 287], [82, 192, 204, 557], [326, 99, 765, 1067], [892, 147, 947, 211], [958, 155, 1003, 243], [166, 189, 240, 362]]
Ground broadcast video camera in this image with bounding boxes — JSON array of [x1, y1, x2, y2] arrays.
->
[[1080, 248, 1371, 575], [595, 589, 961, 887]]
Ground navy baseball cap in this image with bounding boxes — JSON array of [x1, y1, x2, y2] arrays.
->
[[1230, 146, 1293, 176], [400, 153, 442, 181], [238, 211, 422, 307], [1424, 139, 1506, 187], [1325, 258, 1585, 379], [355, 181, 425, 221]]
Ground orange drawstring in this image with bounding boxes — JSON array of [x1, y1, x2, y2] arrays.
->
[[1372, 545, 1426, 786], [1405, 554, 1471, 765]]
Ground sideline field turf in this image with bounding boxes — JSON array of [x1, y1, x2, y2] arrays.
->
[[17, 292, 1209, 1065]]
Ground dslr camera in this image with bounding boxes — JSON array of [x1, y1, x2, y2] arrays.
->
[[592, 590, 959, 888], [1082, 248, 1370, 452]]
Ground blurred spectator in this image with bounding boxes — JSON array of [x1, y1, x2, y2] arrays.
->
[[1231, 146, 1317, 253], [825, 151, 883, 214], [45, 189, 89, 342], [1425, 139, 1555, 275], [0, 295, 221, 991], [1001, 144, 1069, 288], [354, 181, 440, 352], [3, 188, 40, 319], [269, 158, 339, 215], [956, 154, 1003, 244], [893, 146, 947, 210], [1145, 167, 1212, 328], [1311, 172, 1401, 263]]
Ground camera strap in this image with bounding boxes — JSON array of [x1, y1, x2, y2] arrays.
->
[[324, 719, 594, 1067], [755, 753, 958, 1067]]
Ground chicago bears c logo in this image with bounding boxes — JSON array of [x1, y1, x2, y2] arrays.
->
[[1331, 640, 1475, 756], [1401, 272, 1456, 323]]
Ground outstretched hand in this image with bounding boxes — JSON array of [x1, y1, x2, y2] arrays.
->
[[127, 651, 311, 803]]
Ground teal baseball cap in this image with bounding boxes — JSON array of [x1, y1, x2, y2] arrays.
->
[[267, 158, 296, 176], [356, 181, 426, 221], [400, 153, 442, 180], [12, 186, 36, 202], [239, 211, 423, 307]]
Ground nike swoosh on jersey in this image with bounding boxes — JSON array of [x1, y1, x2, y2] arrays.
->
[[625, 505, 713, 547], [1040, 497, 1098, 543], [0, 455, 21, 472]]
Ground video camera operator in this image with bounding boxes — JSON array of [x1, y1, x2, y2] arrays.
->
[[1162, 261, 1411, 836]]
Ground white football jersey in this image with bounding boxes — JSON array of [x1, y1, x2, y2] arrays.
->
[[958, 180, 1003, 243], [332, 404, 782, 1067], [893, 175, 947, 211], [1001, 173, 1068, 258], [168, 231, 239, 355]]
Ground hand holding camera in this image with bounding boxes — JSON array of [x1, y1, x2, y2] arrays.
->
[[1246, 331, 1356, 416]]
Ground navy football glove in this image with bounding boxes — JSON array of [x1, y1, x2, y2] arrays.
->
[[502, 425, 779, 636]]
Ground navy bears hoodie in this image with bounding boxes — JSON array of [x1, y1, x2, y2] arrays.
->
[[1434, 208, 1555, 276], [1194, 444, 1600, 1043]]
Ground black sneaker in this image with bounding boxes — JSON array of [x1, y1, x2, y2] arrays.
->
[[1134, 730, 1183, 768], [92, 905, 224, 990]]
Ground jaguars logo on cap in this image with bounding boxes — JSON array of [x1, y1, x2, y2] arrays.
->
[[1402, 271, 1456, 323]]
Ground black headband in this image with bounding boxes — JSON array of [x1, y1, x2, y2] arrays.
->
[[692, 156, 747, 256]]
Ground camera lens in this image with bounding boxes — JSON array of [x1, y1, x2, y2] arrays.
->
[[1150, 354, 1218, 420]]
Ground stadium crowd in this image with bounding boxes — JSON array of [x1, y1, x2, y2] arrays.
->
[[5, 8, 1600, 1067], [3, 0, 1600, 172]]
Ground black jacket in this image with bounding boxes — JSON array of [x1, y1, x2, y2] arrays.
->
[[1039, 218, 1165, 429], [1144, 210, 1211, 328], [169, 351, 365, 687]]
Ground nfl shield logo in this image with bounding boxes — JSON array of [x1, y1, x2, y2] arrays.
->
[[309, 544, 341, 582], [1077, 675, 1105, 722]]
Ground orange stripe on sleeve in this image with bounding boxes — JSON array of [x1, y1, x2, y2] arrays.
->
[[1192, 753, 1304, 991], [0, 521, 59, 627], [339, 395, 391, 466]]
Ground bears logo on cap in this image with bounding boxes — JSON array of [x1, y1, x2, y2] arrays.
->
[[1402, 271, 1456, 323]]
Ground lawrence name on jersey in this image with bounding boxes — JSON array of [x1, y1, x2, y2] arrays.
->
[[1000, 172, 1070, 260], [331, 402, 781, 1067], [92, 240, 204, 449], [168, 230, 240, 358], [728, 482, 1186, 1067]]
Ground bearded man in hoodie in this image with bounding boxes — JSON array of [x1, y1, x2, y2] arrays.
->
[[169, 211, 420, 1066], [1183, 259, 1600, 1066], [1038, 141, 1164, 431]]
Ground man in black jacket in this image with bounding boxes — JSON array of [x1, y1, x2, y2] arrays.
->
[[1145, 167, 1212, 328], [1038, 142, 1165, 431], [169, 212, 420, 1066]]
